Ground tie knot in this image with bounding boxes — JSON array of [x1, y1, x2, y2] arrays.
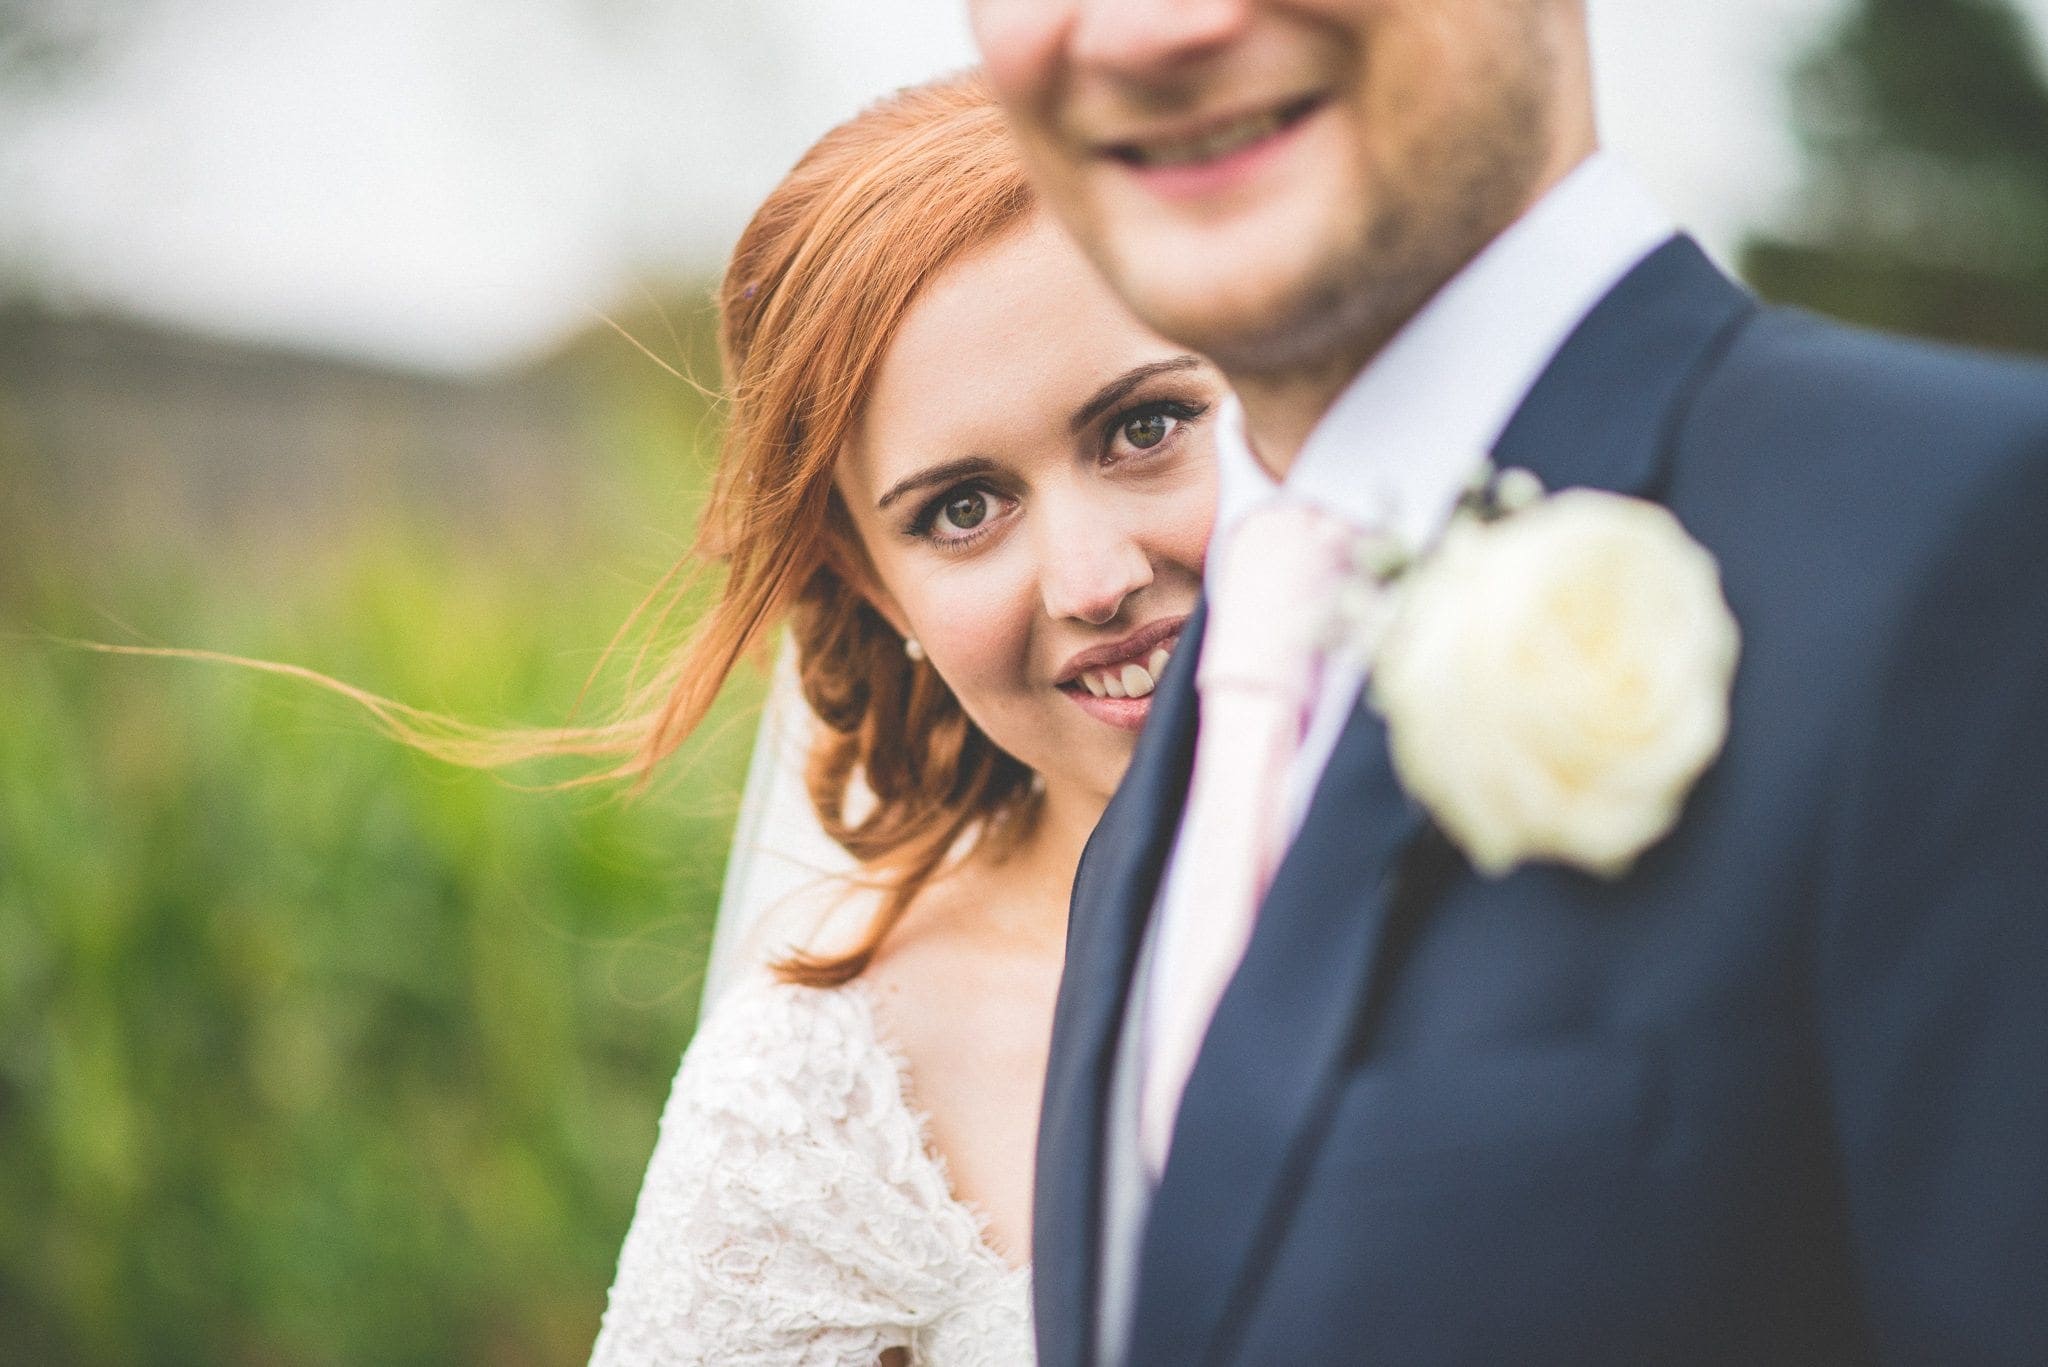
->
[[1198, 502, 1365, 700]]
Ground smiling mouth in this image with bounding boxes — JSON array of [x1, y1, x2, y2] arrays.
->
[[1058, 635, 1179, 704], [1070, 642, 1175, 700], [1103, 95, 1324, 171]]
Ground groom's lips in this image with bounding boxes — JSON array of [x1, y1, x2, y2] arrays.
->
[[1097, 94, 1326, 202]]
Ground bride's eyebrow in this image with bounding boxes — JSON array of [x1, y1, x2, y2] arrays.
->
[[876, 455, 1000, 512], [1068, 355, 1202, 434]]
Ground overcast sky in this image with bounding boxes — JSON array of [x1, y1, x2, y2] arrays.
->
[[2, 0, 2043, 372]]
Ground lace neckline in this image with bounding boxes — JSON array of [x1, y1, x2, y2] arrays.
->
[[835, 977, 1034, 1281]]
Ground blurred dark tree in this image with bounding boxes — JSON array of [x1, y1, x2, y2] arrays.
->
[[1743, 0, 2048, 354], [0, 0, 133, 88], [0, 0, 148, 303]]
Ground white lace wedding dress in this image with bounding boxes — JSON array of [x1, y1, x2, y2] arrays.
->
[[588, 971, 1035, 1365]]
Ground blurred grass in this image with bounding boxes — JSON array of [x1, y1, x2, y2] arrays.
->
[[0, 315, 760, 1365]]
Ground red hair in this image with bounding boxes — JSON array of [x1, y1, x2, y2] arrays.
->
[[103, 73, 1040, 986], [630, 73, 1041, 983]]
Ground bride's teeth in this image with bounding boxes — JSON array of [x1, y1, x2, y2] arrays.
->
[[1076, 642, 1175, 704]]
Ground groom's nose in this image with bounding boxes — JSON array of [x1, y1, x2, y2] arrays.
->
[[1039, 510, 1154, 625], [1069, 0, 1253, 80]]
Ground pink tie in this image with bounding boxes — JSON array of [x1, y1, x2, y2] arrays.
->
[[1139, 502, 1364, 1177]]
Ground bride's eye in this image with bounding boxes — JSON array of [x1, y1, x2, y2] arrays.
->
[[1104, 398, 1208, 463], [910, 482, 1013, 547], [941, 490, 989, 531], [1122, 412, 1171, 450]]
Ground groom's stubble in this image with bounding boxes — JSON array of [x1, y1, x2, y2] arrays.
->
[[969, 0, 1597, 469]]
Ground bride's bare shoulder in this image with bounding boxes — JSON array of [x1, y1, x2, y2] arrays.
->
[[856, 866, 1063, 1266], [859, 868, 1057, 1039]]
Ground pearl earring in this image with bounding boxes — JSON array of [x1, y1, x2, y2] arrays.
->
[[904, 637, 925, 662]]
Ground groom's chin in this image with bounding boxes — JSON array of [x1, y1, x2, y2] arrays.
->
[[1092, 210, 1369, 373]]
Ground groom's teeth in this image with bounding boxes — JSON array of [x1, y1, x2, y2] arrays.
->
[[1148, 647, 1171, 677], [1082, 672, 1108, 698], [1121, 663, 1155, 699], [1103, 673, 1129, 700], [1128, 109, 1287, 168]]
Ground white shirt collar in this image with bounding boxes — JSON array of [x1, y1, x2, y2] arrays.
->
[[1209, 151, 1676, 568]]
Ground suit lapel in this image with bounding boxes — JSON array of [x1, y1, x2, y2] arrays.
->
[[1128, 694, 1425, 1365], [1494, 235, 1756, 496], [1122, 235, 1757, 1366], [1034, 601, 1207, 1367]]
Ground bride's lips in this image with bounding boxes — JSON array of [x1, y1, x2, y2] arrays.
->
[[1056, 615, 1188, 733]]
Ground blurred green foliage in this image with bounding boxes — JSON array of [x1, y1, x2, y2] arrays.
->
[[0, 309, 759, 1365], [1745, 0, 2048, 354]]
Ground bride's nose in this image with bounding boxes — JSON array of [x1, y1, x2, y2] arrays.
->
[[1039, 508, 1153, 625]]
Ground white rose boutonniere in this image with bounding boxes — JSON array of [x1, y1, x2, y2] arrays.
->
[[1368, 472, 1740, 879]]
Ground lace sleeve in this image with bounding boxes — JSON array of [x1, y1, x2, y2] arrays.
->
[[588, 978, 967, 1367]]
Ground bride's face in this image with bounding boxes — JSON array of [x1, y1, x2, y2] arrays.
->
[[838, 211, 1220, 808]]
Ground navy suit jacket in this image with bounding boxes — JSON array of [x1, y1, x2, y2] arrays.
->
[[1031, 238, 2048, 1366]]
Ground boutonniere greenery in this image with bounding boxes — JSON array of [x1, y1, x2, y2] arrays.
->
[[1365, 465, 1741, 879]]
